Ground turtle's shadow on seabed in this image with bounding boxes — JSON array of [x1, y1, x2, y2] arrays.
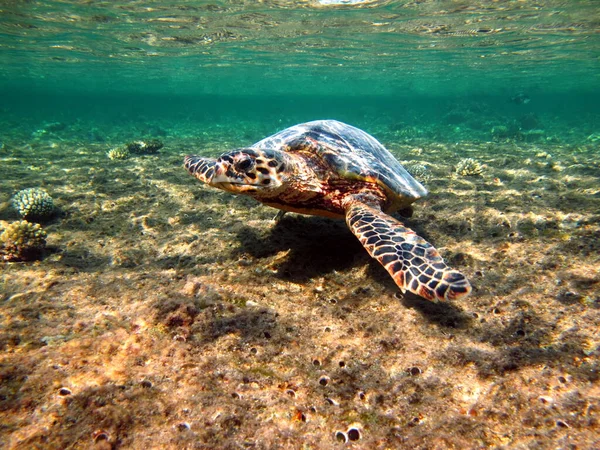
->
[[398, 292, 474, 329], [233, 214, 365, 282], [232, 213, 473, 328], [215, 214, 593, 380]]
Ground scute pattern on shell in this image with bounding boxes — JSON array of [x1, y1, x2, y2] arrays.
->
[[251, 120, 428, 206]]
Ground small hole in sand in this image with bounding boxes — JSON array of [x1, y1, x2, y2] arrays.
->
[[335, 431, 348, 443], [408, 367, 422, 376], [409, 416, 420, 426], [347, 427, 361, 441], [93, 431, 110, 442], [176, 422, 191, 432]]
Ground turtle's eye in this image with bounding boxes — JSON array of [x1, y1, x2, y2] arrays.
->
[[235, 157, 254, 172]]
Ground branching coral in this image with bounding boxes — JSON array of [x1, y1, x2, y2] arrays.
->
[[404, 162, 431, 184], [12, 188, 55, 221], [0, 220, 47, 261], [455, 158, 483, 176], [107, 147, 130, 160]]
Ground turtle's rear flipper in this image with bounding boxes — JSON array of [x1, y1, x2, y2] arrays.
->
[[345, 201, 471, 301], [184, 156, 217, 183]]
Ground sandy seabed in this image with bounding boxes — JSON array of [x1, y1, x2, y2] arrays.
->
[[0, 125, 599, 449]]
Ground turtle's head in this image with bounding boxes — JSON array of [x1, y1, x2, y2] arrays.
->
[[185, 149, 291, 196]]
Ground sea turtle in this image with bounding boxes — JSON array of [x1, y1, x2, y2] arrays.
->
[[184, 120, 471, 301]]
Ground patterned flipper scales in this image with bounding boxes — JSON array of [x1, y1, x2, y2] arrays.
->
[[345, 201, 471, 301]]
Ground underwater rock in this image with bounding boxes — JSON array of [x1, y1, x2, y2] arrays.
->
[[107, 147, 130, 160], [126, 139, 164, 155], [0, 220, 47, 261], [12, 188, 55, 222], [455, 158, 483, 176]]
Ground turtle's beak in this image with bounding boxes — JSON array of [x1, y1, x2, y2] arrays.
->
[[210, 162, 263, 194], [184, 156, 217, 184]]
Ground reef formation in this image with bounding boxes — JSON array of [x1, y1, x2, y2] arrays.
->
[[11, 188, 55, 222], [0, 220, 47, 261]]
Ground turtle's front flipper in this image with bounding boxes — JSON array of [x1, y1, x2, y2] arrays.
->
[[344, 201, 471, 301]]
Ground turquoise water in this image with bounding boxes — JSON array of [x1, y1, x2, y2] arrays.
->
[[2, 2, 600, 448], [0, 0, 598, 139]]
